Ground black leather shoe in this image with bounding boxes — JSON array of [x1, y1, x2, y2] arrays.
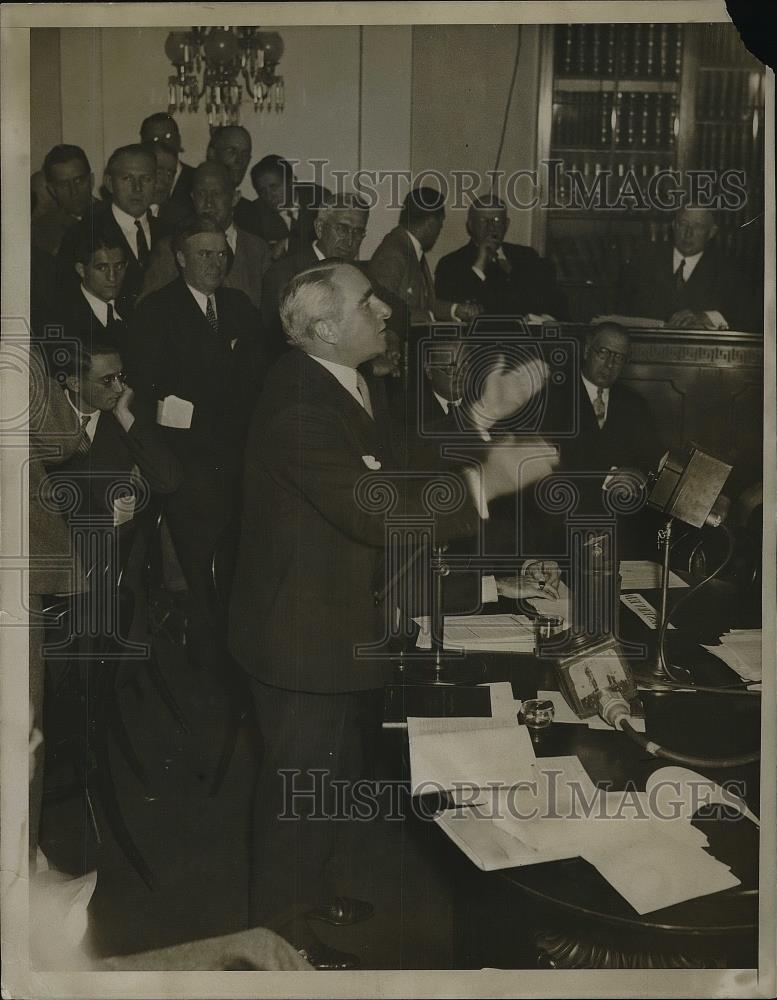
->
[[306, 896, 375, 927], [296, 940, 360, 971]]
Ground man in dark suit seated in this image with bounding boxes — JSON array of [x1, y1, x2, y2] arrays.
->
[[369, 187, 482, 327], [139, 112, 195, 206], [127, 218, 266, 669], [228, 261, 557, 967], [434, 195, 568, 321], [620, 205, 761, 333], [248, 154, 328, 261], [58, 144, 159, 320], [139, 161, 271, 310], [544, 322, 664, 559], [32, 144, 97, 257], [46, 340, 182, 536]]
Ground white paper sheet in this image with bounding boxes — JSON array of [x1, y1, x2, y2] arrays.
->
[[620, 591, 676, 630], [414, 613, 534, 652], [619, 560, 689, 590], [156, 394, 194, 429], [702, 629, 762, 682], [407, 715, 536, 796]]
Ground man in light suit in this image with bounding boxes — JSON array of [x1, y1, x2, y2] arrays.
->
[[620, 205, 760, 333], [58, 144, 159, 320], [128, 218, 266, 668], [435, 195, 568, 320], [228, 261, 556, 967], [368, 187, 481, 327], [139, 162, 271, 311]]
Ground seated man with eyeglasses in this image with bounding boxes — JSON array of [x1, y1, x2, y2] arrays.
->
[[126, 217, 267, 669]]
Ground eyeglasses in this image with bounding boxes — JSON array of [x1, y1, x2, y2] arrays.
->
[[92, 261, 128, 276], [195, 249, 230, 260], [92, 372, 126, 387], [593, 347, 628, 365]]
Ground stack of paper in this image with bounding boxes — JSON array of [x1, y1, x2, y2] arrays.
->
[[702, 629, 762, 682], [619, 560, 688, 590], [414, 613, 535, 652], [590, 314, 665, 329]]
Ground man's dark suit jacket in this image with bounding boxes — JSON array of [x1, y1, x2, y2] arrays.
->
[[170, 162, 195, 204], [620, 242, 761, 333], [57, 203, 160, 321], [234, 183, 324, 253], [228, 348, 478, 693], [44, 394, 182, 525], [435, 240, 568, 320], [126, 278, 265, 504]]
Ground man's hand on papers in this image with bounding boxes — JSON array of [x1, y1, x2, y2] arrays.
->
[[496, 573, 560, 602]]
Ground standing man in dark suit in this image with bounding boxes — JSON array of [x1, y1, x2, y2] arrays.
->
[[58, 144, 159, 320], [369, 188, 481, 327], [128, 218, 265, 668], [248, 154, 327, 261], [139, 162, 271, 311], [620, 205, 760, 333], [139, 112, 195, 206], [228, 261, 555, 966], [435, 195, 568, 320], [205, 125, 263, 239], [32, 144, 97, 257]]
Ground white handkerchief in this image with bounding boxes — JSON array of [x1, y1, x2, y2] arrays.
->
[[361, 455, 382, 470], [156, 395, 194, 429]]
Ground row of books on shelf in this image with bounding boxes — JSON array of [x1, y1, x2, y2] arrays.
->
[[694, 121, 765, 172], [552, 91, 678, 150], [698, 25, 763, 69], [554, 23, 683, 80], [696, 68, 765, 122]]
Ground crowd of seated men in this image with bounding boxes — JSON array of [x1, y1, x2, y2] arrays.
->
[[27, 111, 763, 969]]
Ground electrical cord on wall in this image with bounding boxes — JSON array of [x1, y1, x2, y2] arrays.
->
[[492, 25, 522, 176]]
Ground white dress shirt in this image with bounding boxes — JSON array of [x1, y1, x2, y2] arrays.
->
[[80, 286, 120, 327], [65, 389, 100, 440], [186, 284, 217, 320], [308, 355, 368, 412], [225, 223, 238, 254], [111, 202, 151, 260], [672, 247, 703, 282], [581, 373, 610, 424], [312, 241, 327, 262]]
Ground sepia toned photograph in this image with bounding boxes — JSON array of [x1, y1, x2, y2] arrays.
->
[[1, 2, 774, 997]]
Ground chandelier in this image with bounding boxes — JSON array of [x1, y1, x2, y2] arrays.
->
[[165, 27, 285, 126]]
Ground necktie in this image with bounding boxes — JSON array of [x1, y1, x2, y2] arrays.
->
[[593, 388, 606, 429], [356, 372, 374, 418], [106, 302, 118, 328], [674, 257, 685, 293], [420, 255, 435, 315], [135, 219, 150, 266], [75, 414, 92, 456], [206, 296, 218, 335]]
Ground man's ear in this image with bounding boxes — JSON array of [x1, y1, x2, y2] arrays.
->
[[231, 188, 240, 209], [75, 262, 86, 282], [313, 318, 337, 346], [313, 217, 324, 240], [175, 250, 186, 272], [65, 374, 80, 394]]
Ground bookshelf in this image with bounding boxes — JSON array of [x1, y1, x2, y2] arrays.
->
[[534, 22, 766, 322]]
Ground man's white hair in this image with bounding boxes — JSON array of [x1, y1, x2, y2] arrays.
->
[[316, 191, 370, 225], [279, 262, 347, 345]]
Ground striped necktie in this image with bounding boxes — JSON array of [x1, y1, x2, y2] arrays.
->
[[356, 372, 374, 418], [593, 388, 606, 429], [206, 295, 218, 335], [75, 414, 92, 456]]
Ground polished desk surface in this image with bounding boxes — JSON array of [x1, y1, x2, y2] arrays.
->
[[390, 580, 760, 941]]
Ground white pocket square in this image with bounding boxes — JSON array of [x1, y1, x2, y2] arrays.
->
[[361, 455, 382, 470]]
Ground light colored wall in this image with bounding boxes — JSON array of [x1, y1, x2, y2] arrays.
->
[[411, 24, 542, 269]]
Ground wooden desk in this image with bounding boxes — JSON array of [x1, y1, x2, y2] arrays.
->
[[389, 588, 760, 969]]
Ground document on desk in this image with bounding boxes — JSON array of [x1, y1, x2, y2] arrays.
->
[[619, 560, 688, 590], [620, 591, 676, 630], [407, 715, 535, 796], [702, 629, 762, 682], [413, 614, 534, 652]]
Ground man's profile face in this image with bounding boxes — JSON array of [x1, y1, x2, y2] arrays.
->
[[47, 159, 93, 218], [76, 247, 128, 303], [467, 208, 509, 247], [418, 212, 444, 252], [330, 266, 392, 365], [68, 352, 125, 411], [583, 327, 630, 389], [315, 208, 369, 260], [176, 231, 230, 296], [673, 208, 717, 258], [141, 117, 182, 155], [210, 129, 251, 187], [193, 174, 236, 229], [254, 170, 289, 210], [106, 153, 156, 218]]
